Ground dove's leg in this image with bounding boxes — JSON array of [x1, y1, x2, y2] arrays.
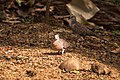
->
[[57, 51, 61, 54], [61, 48, 65, 54]]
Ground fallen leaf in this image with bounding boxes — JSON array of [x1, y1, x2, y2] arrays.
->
[[110, 48, 120, 54], [70, 70, 80, 74]]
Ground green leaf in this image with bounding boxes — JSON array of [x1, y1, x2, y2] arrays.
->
[[112, 30, 120, 35], [16, 0, 24, 6]]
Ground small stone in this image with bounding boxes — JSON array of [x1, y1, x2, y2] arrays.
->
[[59, 58, 80, 72], [91, 62, 110, 75]]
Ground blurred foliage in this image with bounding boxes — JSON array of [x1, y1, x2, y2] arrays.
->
[[93, 0, 120, 4], [0, 11, 5, 20], [107, 0, 119, 4], [112, 30, 120, 35], [15, 0, 35, 6], [109, 0, 120, 4], [16, 0, 23, 6]]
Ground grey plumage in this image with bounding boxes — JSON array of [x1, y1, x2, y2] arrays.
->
[[64, 15, 107, 41], [65, 15, 97, 36]]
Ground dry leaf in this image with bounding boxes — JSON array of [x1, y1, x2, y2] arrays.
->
[[111, 48, 120, 54]]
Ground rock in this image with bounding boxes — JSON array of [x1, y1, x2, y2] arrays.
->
[[91, 62, 119, 78], [91, 62, 110, 75], [59, 58, 80, 72], [66, 0, 99, 23], [79, 61, 92, 71]]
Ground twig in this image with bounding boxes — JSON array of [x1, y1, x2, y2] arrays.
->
[[45, 0, 52, 24]]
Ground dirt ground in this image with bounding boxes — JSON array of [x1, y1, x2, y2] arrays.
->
[[0, 0, 120, 80], [0, 21, 119, 80]]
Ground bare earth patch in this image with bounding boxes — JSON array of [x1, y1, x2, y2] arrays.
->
[[0, 23, 119, 80]]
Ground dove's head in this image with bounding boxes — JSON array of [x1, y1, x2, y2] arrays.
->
[[64, 15, 76, 26], [55, 34, 60, 40]]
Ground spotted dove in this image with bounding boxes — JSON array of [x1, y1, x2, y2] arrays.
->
[[65, 15, 97, 36], [64, 15, 107, 41], [53, 34, 69, 54]]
